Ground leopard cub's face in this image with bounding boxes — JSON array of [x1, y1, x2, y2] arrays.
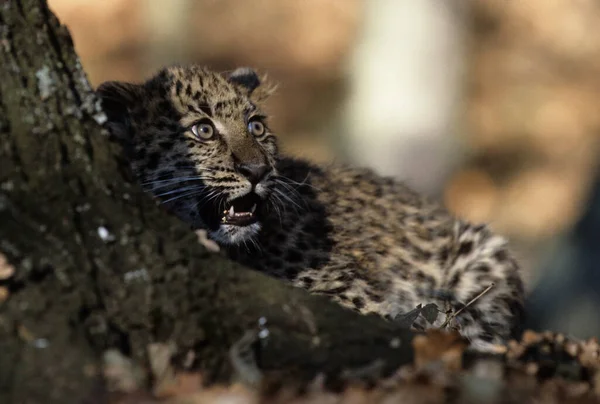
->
[[98, 66, 281, 245]]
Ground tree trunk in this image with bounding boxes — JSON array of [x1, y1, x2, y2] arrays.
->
[[0, 1, 416, 402]]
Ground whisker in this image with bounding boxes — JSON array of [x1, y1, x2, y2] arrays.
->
[[161, 189, 208, 204], [268, 193, 285, 226], [277, 175, 308, 193], [242, 239, 251, 253], [248, 236, 262, 255], [273, 180, 307, 210], [273, 176, 310, 203], [142, 176, 216, 189], [141, 176, 213, 186], [277, 173, 320, 192], [273, 187, 304, 213], [152, 186, 203, 198], [191, 189, 224, 212]]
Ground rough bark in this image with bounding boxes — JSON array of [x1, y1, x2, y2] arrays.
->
[[0, 1, 416, 402]]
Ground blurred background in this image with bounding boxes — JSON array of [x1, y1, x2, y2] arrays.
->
[[48, 0, 600, 338]]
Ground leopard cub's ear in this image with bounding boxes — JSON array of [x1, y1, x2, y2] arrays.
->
[[227, 67, 277, 102], [96, 81, 141, 140], [227, 67, 261, 94]]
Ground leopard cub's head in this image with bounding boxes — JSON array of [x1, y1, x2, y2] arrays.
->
[[98, 65, 281, 245]]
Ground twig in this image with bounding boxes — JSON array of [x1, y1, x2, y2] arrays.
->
[[441, 283, 495, 328]]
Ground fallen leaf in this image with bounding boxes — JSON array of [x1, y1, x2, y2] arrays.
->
[[421, 303, 439, 324], [413, 329, 468, 372], [394, 304, 423, 329]]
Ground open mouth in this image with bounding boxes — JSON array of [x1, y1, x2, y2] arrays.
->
[[221, 193, 261, 226]]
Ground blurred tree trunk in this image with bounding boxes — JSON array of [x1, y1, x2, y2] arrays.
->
[[0, 1, 416, 402], [340, 0, 468, 197], [142, 0, 194, 74]]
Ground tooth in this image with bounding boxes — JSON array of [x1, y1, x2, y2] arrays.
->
[[229, 206, 235, 216], [251, 204, 257, 213]]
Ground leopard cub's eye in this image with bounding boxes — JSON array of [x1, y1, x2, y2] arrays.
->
[[248, 119, 266, 137], [191, 120, 215, 140]]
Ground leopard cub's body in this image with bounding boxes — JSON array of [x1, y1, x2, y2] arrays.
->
[[99, 65, 524, 350]]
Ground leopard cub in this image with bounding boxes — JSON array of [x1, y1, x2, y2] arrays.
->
[[98, 65, 524, 350]]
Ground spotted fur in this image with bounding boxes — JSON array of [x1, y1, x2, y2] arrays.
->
[[98, 65, 525, 350]]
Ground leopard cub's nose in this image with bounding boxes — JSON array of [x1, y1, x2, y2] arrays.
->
[[236, 163, 271, 185]]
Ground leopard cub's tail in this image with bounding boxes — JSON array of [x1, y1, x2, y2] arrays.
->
[[431, 221, 525, 351]]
